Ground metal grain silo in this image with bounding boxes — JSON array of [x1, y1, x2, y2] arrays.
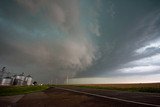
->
[[24, 75, 32, 85], [1, 77, 12, 86], [15, 73, 25, 85]]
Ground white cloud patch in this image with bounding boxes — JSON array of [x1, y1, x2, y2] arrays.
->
[[118, 65, 160, 73], [135, 37, 160, 54], [114, 10, 160, 76], [129, 53, 160, 66]]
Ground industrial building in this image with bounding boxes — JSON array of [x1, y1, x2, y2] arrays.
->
[[0, 67, 33, 86]]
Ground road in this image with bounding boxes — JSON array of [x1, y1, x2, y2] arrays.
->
[[0, 86, 160, 107]]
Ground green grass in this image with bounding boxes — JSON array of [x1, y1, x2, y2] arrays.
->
[[47, 83, 160, 93], [75, 85, 160, 93], [0, 85, 49, 96]]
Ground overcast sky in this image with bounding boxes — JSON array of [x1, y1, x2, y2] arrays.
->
[[0, 0, 160, 84]]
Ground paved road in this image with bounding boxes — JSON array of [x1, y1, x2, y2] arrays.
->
[[57, 86, 160, 106], [0, 87, 160, 107]]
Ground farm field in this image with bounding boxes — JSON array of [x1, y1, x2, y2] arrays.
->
[[0, 83, 160, 97], [62, 83, 160, 93]]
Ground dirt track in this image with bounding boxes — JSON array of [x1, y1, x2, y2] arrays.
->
[[0, 87, 160, 107]]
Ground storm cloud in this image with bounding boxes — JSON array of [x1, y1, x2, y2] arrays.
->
[[0, 0, 101, 83], [0, 0, 160, 83]]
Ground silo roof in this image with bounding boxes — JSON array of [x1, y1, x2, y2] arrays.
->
[[19, 73, 24, 76], [26, 75, 31, 77]]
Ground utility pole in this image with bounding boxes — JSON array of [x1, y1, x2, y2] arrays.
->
[[66, 75, 69, 85]]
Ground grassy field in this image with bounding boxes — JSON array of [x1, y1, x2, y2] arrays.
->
[[1, 83, 160, 96], [73, 83, 160, 93], [0, 85, 49, 96]]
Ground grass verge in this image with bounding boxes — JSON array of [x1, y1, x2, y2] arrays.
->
[[0, 85, 49, 96], [75, 85, 160, 93]]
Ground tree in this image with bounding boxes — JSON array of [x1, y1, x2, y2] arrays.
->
[[33, 81, 37, 86]]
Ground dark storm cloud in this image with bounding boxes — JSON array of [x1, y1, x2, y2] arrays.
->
[[0, 0, 101, 83], [1, 0, 160, 83], [77, 1, 160, 77]]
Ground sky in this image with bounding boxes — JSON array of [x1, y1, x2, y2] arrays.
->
[[0, 0, 160, 84]]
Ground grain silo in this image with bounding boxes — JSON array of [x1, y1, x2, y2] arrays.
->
[[24, 75, 32, 85], [15, 73, 25, 85], [0, 77, 12, 86]]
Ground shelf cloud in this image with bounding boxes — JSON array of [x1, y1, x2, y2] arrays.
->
[[0, 0, 160, 83]]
